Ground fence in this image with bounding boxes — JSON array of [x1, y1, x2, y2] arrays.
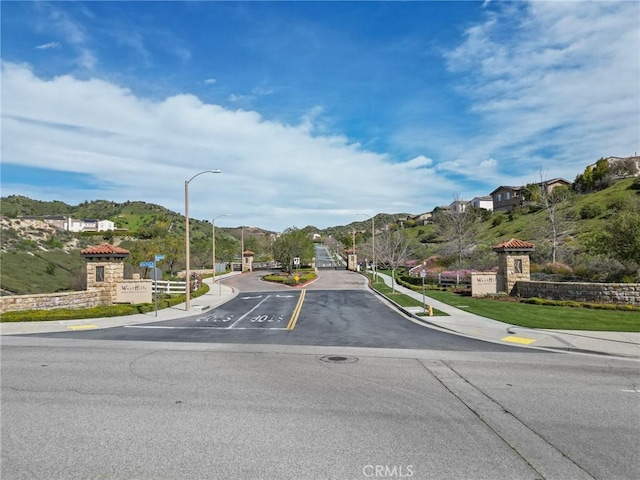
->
[[152, 280, 186, 295], [437, 273, 471, 286]]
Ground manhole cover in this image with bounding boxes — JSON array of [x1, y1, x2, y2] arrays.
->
[[319, 355, 359, 364]]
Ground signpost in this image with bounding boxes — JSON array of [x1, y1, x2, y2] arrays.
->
[[421, 270, 426, 315], [140, 255, 164, 316]]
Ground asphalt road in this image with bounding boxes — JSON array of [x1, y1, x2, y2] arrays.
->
[[2, 269, 639, 479], [26, 271, 523, 352]]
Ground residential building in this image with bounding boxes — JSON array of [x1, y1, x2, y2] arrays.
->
[[490, 186, 524, 212], [449, 199, 470, 214], [470, 196, 493, 211]]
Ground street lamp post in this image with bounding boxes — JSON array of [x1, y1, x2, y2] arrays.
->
[[185, 169, 221, 311], [357, 213, 376, 282], [212, 213, 230, 296]]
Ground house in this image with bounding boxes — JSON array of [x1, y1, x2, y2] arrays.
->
[[412, 212, 434, 225], [97, 220, 115, 232], [470, 196, 493, 211], [42, 215, 67, 229], [490, 186, 524, 212], [538, 178, 572, 194], [449, 199, 470, 214], [66, 217, 85, 232]]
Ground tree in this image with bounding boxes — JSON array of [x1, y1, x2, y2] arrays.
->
[[533, 181, 574, 264], [272, 227, 314, 273], [376, 228, 413, 292], [435, 196, 479, 266], [591, 199, 640, 265]]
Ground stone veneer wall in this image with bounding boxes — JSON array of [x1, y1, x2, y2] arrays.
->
[[497, 254, 531, 294], [515, 281, 640, 305], [0, 288, 112, 314]]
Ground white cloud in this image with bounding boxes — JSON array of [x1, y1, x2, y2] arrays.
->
[[408, 1, 639, 187], [203, 78, 217, 85], [1, 62, 457, 231], [35, 42, 61, 50]]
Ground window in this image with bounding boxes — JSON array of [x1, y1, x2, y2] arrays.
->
[[514, 259, 523, 274], [505, 192, 511, 200], [96, 266, 105, 282], [497, 193, 502, 202]]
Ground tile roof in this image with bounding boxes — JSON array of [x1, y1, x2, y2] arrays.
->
[[492, 238, 535, 251], [81, 243, 130, 255]]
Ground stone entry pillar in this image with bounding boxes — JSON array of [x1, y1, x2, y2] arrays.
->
[[492, 238, 535, 295], [81, 243, 129, 288], [242, 250, 255, 272], [345, 248, 357, 271]]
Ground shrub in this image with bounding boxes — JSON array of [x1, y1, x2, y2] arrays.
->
[[579, 204, 604, 219], [491, 215, 504, 227]]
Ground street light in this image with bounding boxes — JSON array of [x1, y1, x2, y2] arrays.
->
[[357, 213, 376, 282], [212, 213, 230, 296], [185, 169, 221, 311]]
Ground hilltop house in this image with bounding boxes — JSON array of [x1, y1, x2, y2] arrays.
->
[[470, 196, 493, 211], [490, 178, 572, 212]]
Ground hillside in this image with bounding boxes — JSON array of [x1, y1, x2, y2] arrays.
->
[[1, 178, 638, 294]]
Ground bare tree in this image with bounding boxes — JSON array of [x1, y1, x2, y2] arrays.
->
[[525, 175, 574, 264], [376, 228, 413, 292], [436, 195, 479, 266]]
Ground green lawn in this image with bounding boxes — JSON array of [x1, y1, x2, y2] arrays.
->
[[368, 277, 447, 316], [423, 289, 640, 332]]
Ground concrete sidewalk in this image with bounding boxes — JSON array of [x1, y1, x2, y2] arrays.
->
[[0, 272, 241, 336], [372, 272, 640, 359]]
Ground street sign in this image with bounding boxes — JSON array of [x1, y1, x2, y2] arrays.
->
[[155, 254, 165, 261], [139, 261, 155, 267], [420, 270, 426, 278], [293, 257, 300, 265]]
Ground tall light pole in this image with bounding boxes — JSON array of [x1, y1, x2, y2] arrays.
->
[[357, 213, 376, 282], [185, 169, 221, 311], [212, 213, 230, 296]]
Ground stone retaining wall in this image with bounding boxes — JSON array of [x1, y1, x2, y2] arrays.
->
[[515, 281, 640, 305], [0, 288, 111, 314]]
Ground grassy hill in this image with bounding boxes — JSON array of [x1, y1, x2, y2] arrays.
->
[[1, 177, 638, 295]]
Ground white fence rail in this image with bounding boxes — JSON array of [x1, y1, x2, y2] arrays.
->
[[152, 280, 186, 294], [437, 273, 471, 286]]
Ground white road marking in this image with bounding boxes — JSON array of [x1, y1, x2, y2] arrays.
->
[[124, 325, 287, 331], [229, 294, 272, 328], [240, 295, 263, 299]]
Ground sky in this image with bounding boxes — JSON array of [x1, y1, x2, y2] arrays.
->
[[1, 1, 639, 232]]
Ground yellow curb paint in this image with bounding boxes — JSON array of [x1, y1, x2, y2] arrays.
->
[[502, 335, 537, 345], [67, 325, 98, 331], [286, 289, 306, 331]]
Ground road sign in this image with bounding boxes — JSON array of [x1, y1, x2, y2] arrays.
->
[[293, 257, 300, 265], [421, 270, 426, 278], [139, 261, 154, 267], [155, 254, 165, 261]]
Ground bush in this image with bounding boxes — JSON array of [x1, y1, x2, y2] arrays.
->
[[579, 204, 604, 219], [491, 214, 505, 227]]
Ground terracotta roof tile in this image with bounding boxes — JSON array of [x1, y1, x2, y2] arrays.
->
[[81, 243, 130, 255], [492, 238, 535, 250]]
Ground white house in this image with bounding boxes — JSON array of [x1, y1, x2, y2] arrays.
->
[[98, 220, 115, 231], [470, 196, 493, 211]]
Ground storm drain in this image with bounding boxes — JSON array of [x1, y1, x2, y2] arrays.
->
[[319, 355, 359, 364]]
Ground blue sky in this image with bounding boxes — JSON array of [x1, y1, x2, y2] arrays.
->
[[2, 1, 639, 231]]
